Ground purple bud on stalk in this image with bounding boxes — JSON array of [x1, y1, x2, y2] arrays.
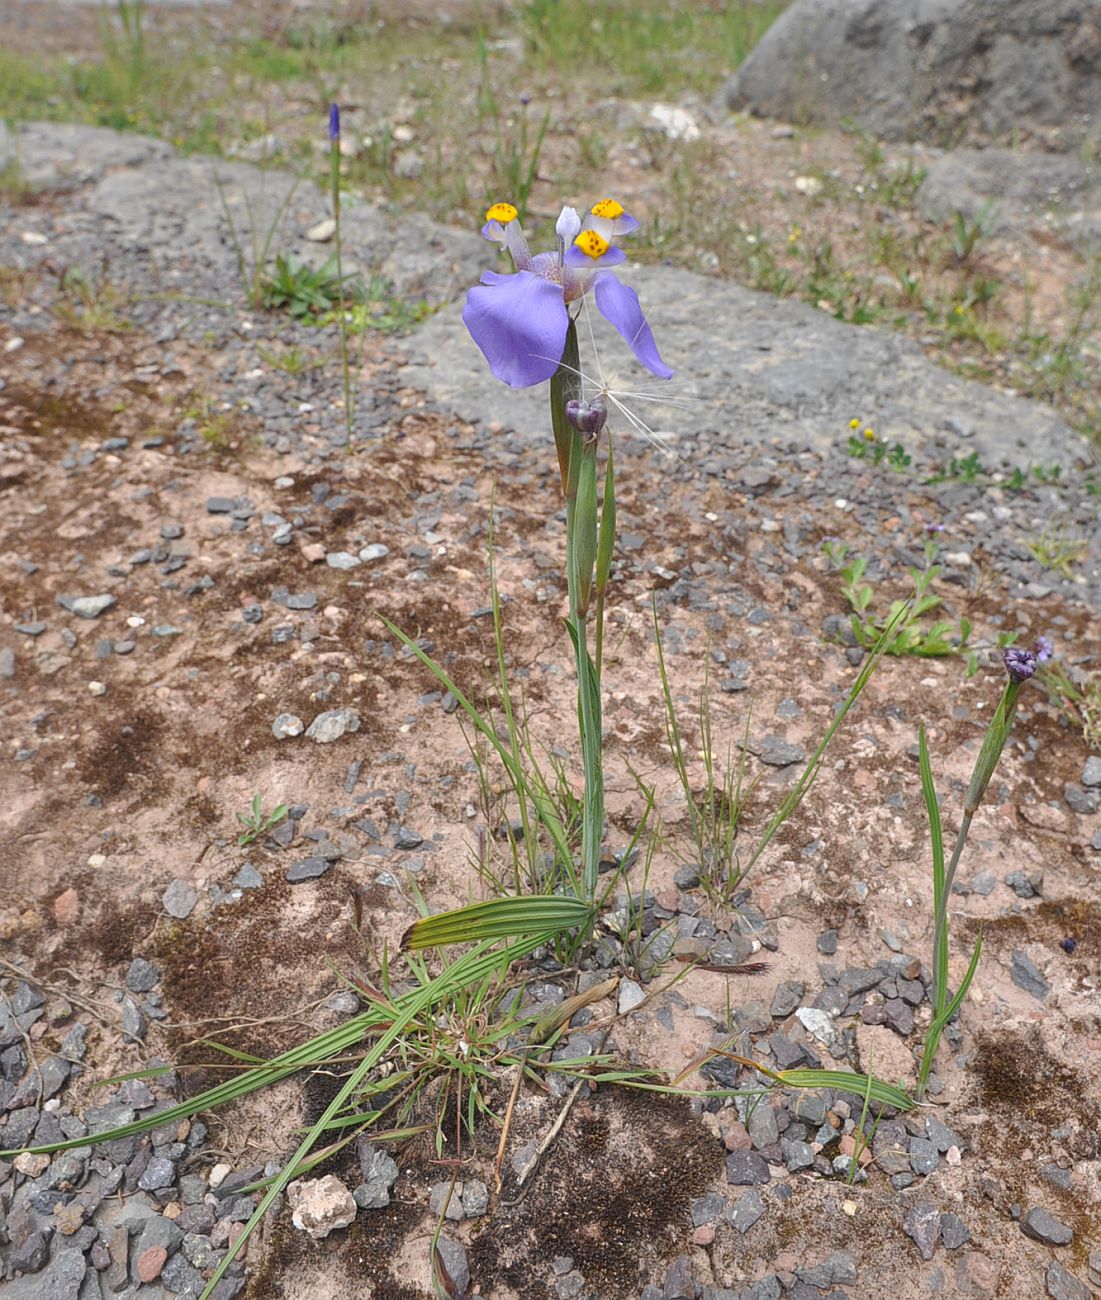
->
[[1034, 636, 1054, 663], [1060, 936, 1078, 954], [1003, 647, 1037, 682], [565, 397, 608, 441], [329, 103, 341, 142]]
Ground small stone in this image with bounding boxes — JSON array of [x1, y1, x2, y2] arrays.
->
[[797, 1252, 856, 1287], [1082, 756, 1101, 788], [728, 1189, 766, 1234], [795, 1006, 835, 1045], [53, 888, 81, 926], [759, 735, 805, 767], [461, 1179, 489, 1217], [1011, 950, 1049, 1001], [782, 1137, 814, 1171], [726, 1150, 770, 1185], [435, 1238, 469, 1294], [163, 879, 198, 919], [903, 1200, 942, 1261], [925, 1116, 962, 1153], [137, 1246, 168, 1283], [206, 496, 236, 513], [909, 1137, 940, 1175], [272, 712, 305, 739], [306, 709, 361, 743], [618, 978, 646, 1014], [287, 856, 332, 883], [358, 543, 389, 563], [139, 1156, 176, 1190], [691, 1193, 726, 1226], [326, 551, 361, 570], [1046, 1262, 1090, 1300], [354, 1143, 399, 1209], [770, 981, 804, 1017], [816, 929, 838, 955], [306, 218, 336, 242], [1064, 783, 1099, 815], [58, 594, 117, 619], [287, 1175, 357, 1238], [1021, 1207, 1072, 1246], [940, 1213, 971, 1250], [126, 957, 160, 993], [14, 1151, 50, 1176]]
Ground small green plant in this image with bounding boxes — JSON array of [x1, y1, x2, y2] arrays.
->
[[823, 539, 971, 658], [847, 430, 912, 470], [1037, 660, 1101, 750], [1023, 521, 1088, 578], [255, 344, 320, 375], [236, 794, 289, 847], [324, 276, 432, 336], [56, 265, 132, 334], [259, 253, 361, 320], [655, 621, 755, 907], [949, 200, 997, 263]]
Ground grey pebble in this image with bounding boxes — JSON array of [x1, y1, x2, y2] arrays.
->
[[1046, 1262, 1091, 1300], [903, 1199, 941, 1261], [306, 709, 360, 743], [726, 1150, 770, 1185], [691, 1192, 726, 1226], [797, 1252, 856, 1287], [1011, 950, 1049, 1000], [1064, 783, 1099, 814], [272, 712, 305, 739], [125, 957, 160, 993], [0, 647, 15, 678], [1082, 755, 1101, 788], [233, 863, 263, 890], [759, 735, 805, 766], [461, 1179, 489, 1217], [358, 543, 390, 563], [816, 929, 838, 955], [1021, 1207, 1073, 1245], [909, 1136, 940, 1175], [728, 1189, 766, 1234], [940, 1213, 971, 1250], [435, 1238, 469, 1294], [163, 879, 198, 919], [57, 594, 117, 619], [326, 551, 361, 570], [770, 981, 804, 1017], [286, 856, 332, 883]]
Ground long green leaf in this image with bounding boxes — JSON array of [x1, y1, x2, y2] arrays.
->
[[918, 725, 948, 1013], [402, 895, 594, 950], [776, 1069, 915, 1112]]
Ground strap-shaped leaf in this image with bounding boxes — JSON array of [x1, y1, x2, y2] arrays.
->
[[402, 895, 594, 950]]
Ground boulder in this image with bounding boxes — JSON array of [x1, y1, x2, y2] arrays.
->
[[720, 0, 1101, 150]]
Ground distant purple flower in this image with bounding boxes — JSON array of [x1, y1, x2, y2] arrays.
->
[[1034, 636, 1054, 663], [1003, 647, 1037, 683], [925, 522, 945, 533], [1060, 936, 1078, 954], [462, 199, 673, 388], [329, 103, 341, 142]]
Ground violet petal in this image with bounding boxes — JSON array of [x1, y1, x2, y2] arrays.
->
[[462, 271, 569, 388], [593, 273, 674, 379]]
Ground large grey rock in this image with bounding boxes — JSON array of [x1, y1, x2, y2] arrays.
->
[[719, 0, 1101, 150], [918, 149, 1101, 250], [0, 123, 484, 305], [397, 265, 1090, 468]]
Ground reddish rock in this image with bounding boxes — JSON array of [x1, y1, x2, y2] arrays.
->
[[693, 1224, 715, 1246], [137, 1247, 167, 1283], [53, 888, 80, 926]]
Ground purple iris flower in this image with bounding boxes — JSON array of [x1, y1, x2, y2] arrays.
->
[[1034, 635, 1054, 663], [1003, 647, 1037, 682], [329, 103, 340, 142], [462, 199, 673, 389]]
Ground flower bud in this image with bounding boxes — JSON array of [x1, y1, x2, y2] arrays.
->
[[1003, 647, 1037, 682], [329, 103, 341, 142], [565, 396, 607, 441]]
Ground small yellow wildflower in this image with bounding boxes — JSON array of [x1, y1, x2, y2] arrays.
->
[[849, 417, 861, 430], [863, 427, 875, 441]]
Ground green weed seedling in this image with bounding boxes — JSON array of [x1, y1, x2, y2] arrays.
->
[[56, 265, 132, 334], [236, 794, 289, 847], [949, 200, 997, 264], [259, 252, 361, 320], [1038, 661, 1101, 750], [823, 539, 972, 659], [1023, 521, 1088, 579]]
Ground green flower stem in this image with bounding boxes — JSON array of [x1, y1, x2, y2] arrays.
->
[[330, 135, 353, 443], [551, 319, 605, 913]]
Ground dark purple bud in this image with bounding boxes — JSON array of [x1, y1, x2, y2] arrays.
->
[[925, 522, 945, 533], [565, 396, 608, 440], [1034, 636, 1054, 663], [329, 103, 341, 142], [1003, 647, 1037, 683], [1060, 936, 1077, 954]]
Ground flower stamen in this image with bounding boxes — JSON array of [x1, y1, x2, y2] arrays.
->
[[486, 201, 519, 224], [574, 230, 612, 260]]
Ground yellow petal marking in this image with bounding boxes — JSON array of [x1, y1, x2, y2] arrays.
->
[[485, 202, 518, 224], [574, 230, 611, 260], [591, 198, 624, 219]]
